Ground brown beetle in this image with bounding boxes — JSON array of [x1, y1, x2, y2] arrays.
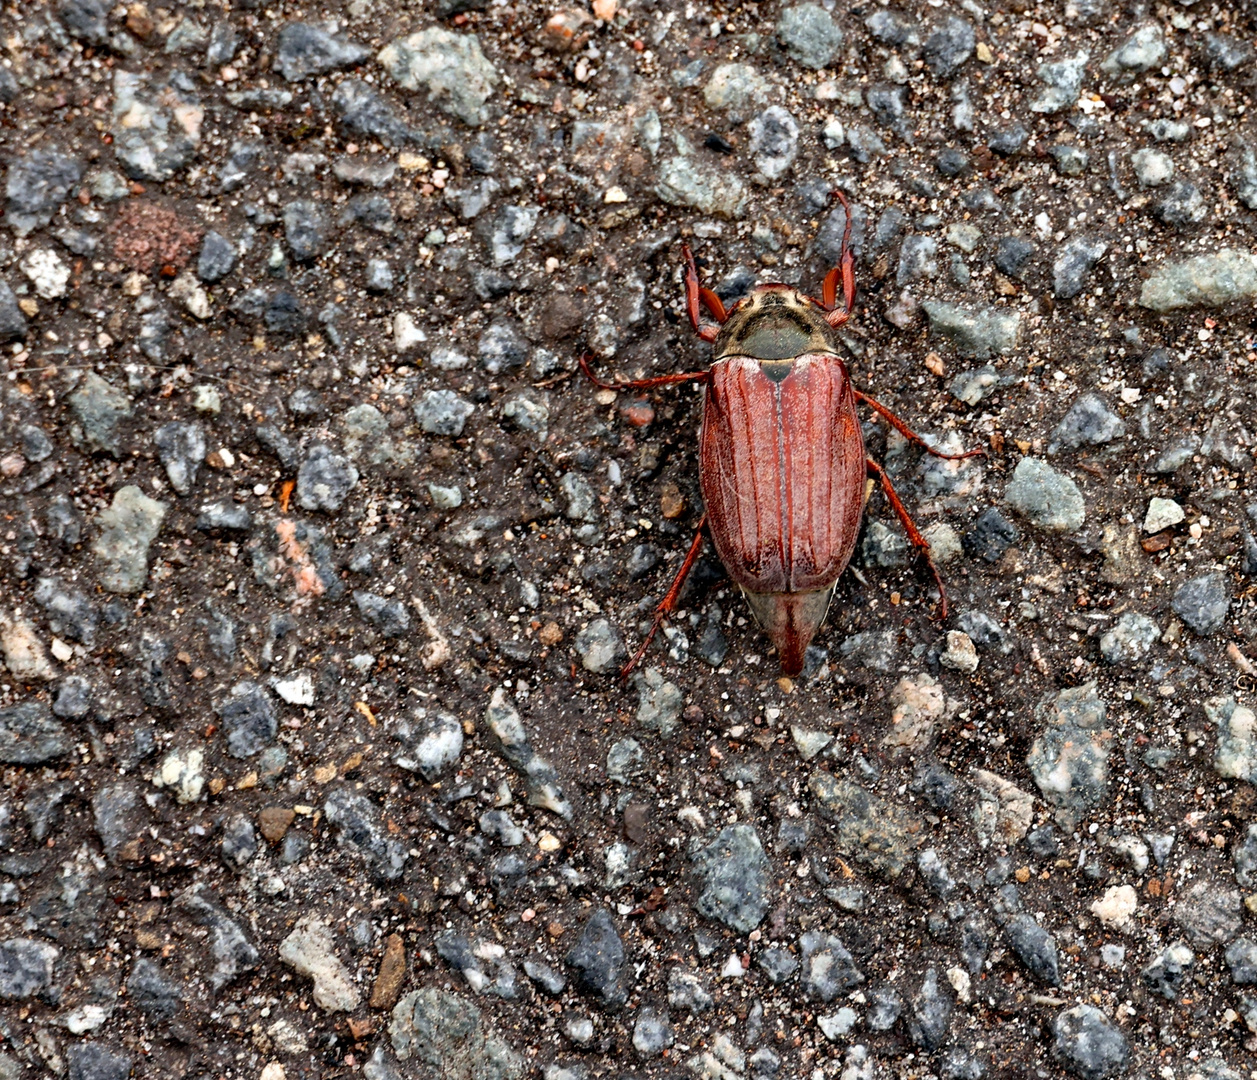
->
[[583, 194, 982, 678]]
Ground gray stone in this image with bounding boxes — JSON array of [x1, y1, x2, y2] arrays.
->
[[1053, 237, 1108, 300], [1153, 181, 1207, 228], [1141, 941, 1194, 1000], [1174, 877, 1242, 948], [57, 0, 109, 44], [921, 301, 1020, 359], [1052, 1005, 1128, 1080], [1171, 573, 1230, 636], [479, 809, 524, 847], [501, 393, 549, 435], [415, 389, 475, 436], [1004, 457, 1085, 533], [748, 107, 799, 180], [1050, 393, 1125, 452], [907, 968, 952, 1052], [366, 258, 394, 292], [175, 883, 260, 989], [5, 149, 83, 236], [279, 918, 361, 1011], [482, 689, 572, 819], [523, 960, 565, 995], [632, 1008, 673, 1057], [1005, 914, 1060, 985], [284, 200, 329, 261], [916, 848, 955, 897], [656, 156, 747, 219], [1213, 697, 1257, 786], [923, 16, 974, 77], [378, 29, 500, 127], [1140, 249, 1257, 312], [92, 781, 146, 860], [1235, 823, 1257, 887], [575, 619, 626, 674], [776, 4, 843, 69], [1026, 682, 1111, 830], [478, 319, 528, 373], [1032, 52, 1089, 113], [898, 235, 939, 285], [0, 938, 58, 999], [606, 738, 644, 784], [126, 958, 181, 1019], [324, 788, 407, 881], [0, 281, 27, 343], [197, 230, 236, 283], [1101, 24, 1166, 80], [34, 577, 98, 646], [692, 825, 771, 932], [799, 932, 862, 1002], [69, 373, 132, 457], [1225, 938, 1257, 985], [52, 677, 93, 720], [667, 967, 713, 1012], [564, 908, 625, 1006], [634, 668, 683, 737], [92, 486, 168, 594], [215, 681, 277, 759], [703, 64, 770, 112], [963, 507, 1020, 562], [392, 712, 463, 781], [809, 772, 921, 878], [1050, 145, 1089, 176], [867, 985, 902, 1031], [196, 502, 252, 531], [66, 1045, 132, 1080], [1099, 612, 1160, 665], [1132, 148, 1174, 188], [153, 422, 206, 496], [111, 70, 200, 182], [757, 949, 799, 985], [218, 140, 262, 192], [294, 445, 358, 512], [389, 987, 522, 1079], [220, 813, 258, 871], [994, 236, 1035, 278], [276, 22, 368, 81]]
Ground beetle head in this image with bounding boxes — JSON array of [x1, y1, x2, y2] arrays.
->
[[714, 286, 840, 363]]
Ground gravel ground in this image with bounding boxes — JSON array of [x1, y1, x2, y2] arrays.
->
[[2, 1, 1257, 1079]]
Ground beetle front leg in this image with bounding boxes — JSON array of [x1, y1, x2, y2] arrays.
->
[[855, 390, 986, 462], [620, 513, 708, 682], [864, 457, 951, 620], [682, 245, 726, 343], [579, 353, 710, 392]]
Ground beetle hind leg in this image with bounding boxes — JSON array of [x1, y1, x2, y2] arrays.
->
[[619, 514, 708, 682], [864, 457, 951, 620], [579, 352, 710, 392], [855, 390, 986, 462]]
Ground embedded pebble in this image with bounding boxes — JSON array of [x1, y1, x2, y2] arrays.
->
[[1003, 458, 1086, 533]]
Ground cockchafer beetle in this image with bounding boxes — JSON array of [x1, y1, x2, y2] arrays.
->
[[583, 193, 983, 679]]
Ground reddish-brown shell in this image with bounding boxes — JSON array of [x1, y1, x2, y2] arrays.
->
[[699, 352, 865, 673]]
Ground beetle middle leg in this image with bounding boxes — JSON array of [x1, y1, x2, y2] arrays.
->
[[620, 512, 708, 681], [578, 353, 710, 392], [855, 390, 986, 462], [864, 457, 952, 619]]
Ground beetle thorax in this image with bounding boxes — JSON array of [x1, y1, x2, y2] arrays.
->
[[713, 286, 840, 363]]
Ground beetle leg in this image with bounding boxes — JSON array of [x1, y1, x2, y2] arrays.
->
[[821, 190, 858, 328], [579, 353, 710, 391], [683, 245, 726, 342], [864, 457, 950, 620], [855, 390, 986, 461], [620, 513, 708, 681]]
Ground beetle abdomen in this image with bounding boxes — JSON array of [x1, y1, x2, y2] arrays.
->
[[700, 353, 865, 596]]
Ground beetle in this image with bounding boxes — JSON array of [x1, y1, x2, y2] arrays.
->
[[582, 193, 982, 678]]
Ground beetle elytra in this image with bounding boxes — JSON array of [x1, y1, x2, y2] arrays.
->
[[583, 193, 983, 678]]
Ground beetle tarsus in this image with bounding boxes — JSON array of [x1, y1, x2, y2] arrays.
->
[[855, 390, 986, 462], [580, 352, 709, 392], [865, 456, 950, 620], [619, 514, 708, 682]]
